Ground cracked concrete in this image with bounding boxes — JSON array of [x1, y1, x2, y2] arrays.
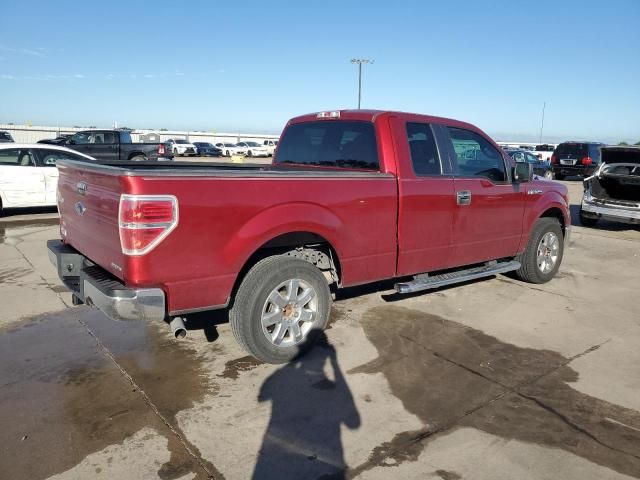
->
[[0, 180, 639, 479]]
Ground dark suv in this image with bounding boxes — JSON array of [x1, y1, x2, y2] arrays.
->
[[551, 142, 604, 180]]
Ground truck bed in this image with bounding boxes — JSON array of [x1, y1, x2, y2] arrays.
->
[[56, 159, 398, 314]]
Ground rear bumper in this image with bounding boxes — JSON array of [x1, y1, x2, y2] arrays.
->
[[552, 165, 596, 176], [47, 239, 166, 322], [581, 198, 640, 224]]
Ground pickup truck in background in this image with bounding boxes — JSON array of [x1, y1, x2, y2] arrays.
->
[[64, 129, 173, 162], [48, 109, 571, 363]]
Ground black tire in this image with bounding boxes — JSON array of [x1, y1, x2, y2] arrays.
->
[[226, 150, 230, 157], [579, 208, 599, 227], [554, 173, 565, 180], [130, 155, 147, 162], [229, 256, 332, 364], [173, 148, 179, 157], [513, 218, 564, 284], [247, 150, 253, 157]]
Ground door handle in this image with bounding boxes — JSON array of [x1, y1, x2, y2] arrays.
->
[[456, 190, 472, 205]]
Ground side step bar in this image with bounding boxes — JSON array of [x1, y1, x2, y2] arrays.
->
[[395, 260, 521, 294]]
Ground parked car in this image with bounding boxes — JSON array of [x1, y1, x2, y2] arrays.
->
[[0, 131, 15, 143], [166, 139, 197, 157], [215, 142, 247, 156], [551, 142, 604, 180], [534, 144, 556, 162], [237, 141, 269, 157], [48, 109, 570, 364], [38, 134, 72, 145], [263, 139, 278, 156], [580, 146, 640, 227], [505, 149, 553, 179], [193, 142, 222, 157], [65, 129, 173, 162], [0, 144, 94, 213]]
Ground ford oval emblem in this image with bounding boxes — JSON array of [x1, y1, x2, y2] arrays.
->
[[76, 182, 87, 195], [74, 202, 87, 216]]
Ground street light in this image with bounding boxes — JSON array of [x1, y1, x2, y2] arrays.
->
[[350, 58, 374, 109]]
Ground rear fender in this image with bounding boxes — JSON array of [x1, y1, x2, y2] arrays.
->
[[225, 202, 344, 272]]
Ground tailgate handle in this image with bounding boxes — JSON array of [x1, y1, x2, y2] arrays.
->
[[456, 190, 472, 206]]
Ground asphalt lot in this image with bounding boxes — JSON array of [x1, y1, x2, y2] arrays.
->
[[0, 179, 639, 480]]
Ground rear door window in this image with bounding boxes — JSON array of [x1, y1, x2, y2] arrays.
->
[[405, 123, 442, 175], [447, 127, 506, 182], [275, 121, 379, 170]]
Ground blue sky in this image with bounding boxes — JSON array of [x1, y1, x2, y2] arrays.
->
[[1, 0, 639, 142]]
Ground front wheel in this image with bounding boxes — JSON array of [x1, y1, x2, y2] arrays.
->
[[513, 218, 564, 284], [173, 148, 179, 157], [544, 170, 553, 180], [225, 150, 230, 157], [247, 150, 253, 157], [229, 256, 331, 364]]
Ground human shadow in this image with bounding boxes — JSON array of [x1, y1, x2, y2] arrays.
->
[[252, 331, 360, 480]]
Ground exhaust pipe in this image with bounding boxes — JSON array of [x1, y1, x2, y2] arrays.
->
[[169, 317, 187, 339]]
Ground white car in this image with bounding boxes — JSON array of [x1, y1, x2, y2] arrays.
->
[[262, 139, 278, 156], [0, 144, 94, 213], [237, 141, 269, 157], [215, 143, 247, 157], [167, 139, 197, 156]]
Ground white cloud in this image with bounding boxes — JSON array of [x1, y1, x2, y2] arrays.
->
[[0, 46, 45, 57]]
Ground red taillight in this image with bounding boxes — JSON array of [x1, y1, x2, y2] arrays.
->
[[118, 195, 178, 255], [158, 143, 165, 155], [581, 156, 592, 165], [551, 154, 557, 164]]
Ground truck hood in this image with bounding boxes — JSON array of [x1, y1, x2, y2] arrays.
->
[[601, 147, 640, 164]]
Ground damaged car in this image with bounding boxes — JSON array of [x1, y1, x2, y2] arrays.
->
[[580, 146, 640, 227]]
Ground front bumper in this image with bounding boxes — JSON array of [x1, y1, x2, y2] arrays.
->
[[47, 240, 166, 322]]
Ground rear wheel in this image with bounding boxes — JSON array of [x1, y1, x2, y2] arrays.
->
[[579, 208, 599, 227], [229, 256, 331, 364], [514, 218, 564, 284], [544, 170, 553, 180], [130, 155, 147, 162]]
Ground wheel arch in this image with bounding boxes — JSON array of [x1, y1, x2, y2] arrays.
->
[[127, 151, 147, 160], [230, 230, 343, 308]]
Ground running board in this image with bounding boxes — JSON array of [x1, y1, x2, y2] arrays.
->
[[395, 260, 521, 294]]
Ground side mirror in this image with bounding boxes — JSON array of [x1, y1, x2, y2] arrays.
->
[[513, 161, 533, 182]]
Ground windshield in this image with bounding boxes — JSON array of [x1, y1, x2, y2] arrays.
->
[[274, 120, 379, 170], [194, 142, 212, 147], [245, 141, 260, 147], [175, 140, 189, 144], [224, 143, 236, 147]]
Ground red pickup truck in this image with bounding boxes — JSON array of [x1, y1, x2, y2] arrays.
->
[[48, 110, 571, 363]]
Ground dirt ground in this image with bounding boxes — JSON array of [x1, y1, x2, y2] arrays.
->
[[0, 180, 639, 480]]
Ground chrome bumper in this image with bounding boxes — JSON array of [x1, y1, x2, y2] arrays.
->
[[47, 240, 166, 322], [582, 200, 640, 223]]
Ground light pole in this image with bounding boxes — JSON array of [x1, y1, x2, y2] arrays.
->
[[350, 58, 374, 109], [539, 101, 546, 144]]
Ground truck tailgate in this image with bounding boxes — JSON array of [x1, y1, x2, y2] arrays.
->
[[57, 162, 125, 280]]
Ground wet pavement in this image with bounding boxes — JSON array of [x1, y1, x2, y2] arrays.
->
[[0, 180, 639, 479]]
